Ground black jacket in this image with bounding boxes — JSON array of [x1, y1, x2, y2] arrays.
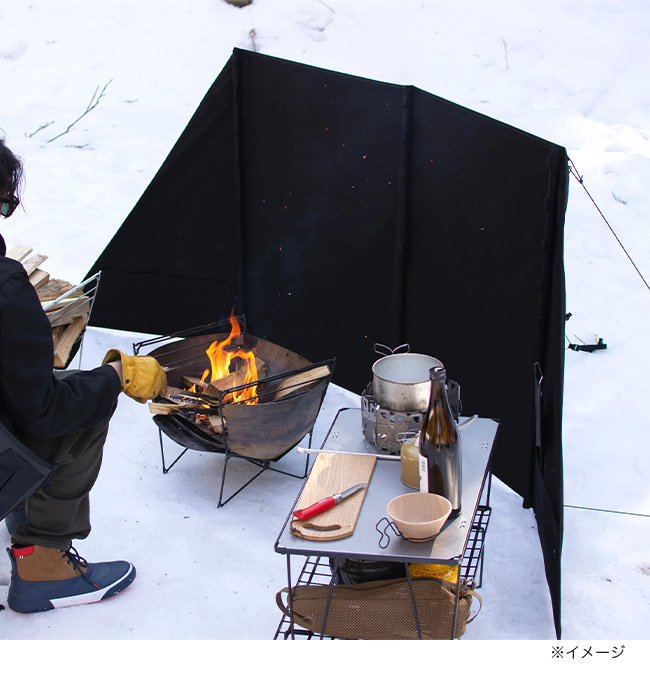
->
[[0, 233, 121, 441]]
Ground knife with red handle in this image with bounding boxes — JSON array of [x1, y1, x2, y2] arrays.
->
[[292, 482, 368, 521]]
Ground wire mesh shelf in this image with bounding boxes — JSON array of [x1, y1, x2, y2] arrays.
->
[[273, 504, 491, 640]]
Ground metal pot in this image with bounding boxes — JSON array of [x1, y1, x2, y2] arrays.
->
[[371, 344, 443, 412]]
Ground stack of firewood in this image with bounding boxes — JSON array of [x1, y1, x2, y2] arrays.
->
[[7, 244, 92, 368]]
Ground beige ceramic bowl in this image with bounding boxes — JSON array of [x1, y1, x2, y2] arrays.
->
[[387, 493, 452, 542]]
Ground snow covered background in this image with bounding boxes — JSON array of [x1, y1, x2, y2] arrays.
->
[[1, 0, 648, 664]]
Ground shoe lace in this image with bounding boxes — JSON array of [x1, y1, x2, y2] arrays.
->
[[61, 545, 89, 573]]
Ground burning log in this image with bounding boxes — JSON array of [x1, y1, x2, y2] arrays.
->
[[182, 376, 204, 390], [202, 357, 266, 397], [180, 356, 266, 394], [163, 315, 268, 413]]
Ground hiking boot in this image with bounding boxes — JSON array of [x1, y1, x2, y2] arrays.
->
[[6, 544, 136, 613], [4, 505, 27, 536]]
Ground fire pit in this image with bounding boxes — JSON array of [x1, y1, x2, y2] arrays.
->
[[134, 316, 334, 506]]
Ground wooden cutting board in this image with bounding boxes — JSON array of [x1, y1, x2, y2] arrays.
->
[[290, 452, 376, 541]]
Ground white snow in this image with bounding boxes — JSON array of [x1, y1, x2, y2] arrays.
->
[[1, 0, 648, 668]]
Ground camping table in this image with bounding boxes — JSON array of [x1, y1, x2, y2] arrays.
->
[[273, 407, 499, 639]]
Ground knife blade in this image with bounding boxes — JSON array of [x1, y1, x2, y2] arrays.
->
[[292, 482, 368, 521]]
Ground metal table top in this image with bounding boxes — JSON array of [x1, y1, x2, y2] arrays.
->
[[275, 408, 499, 565]]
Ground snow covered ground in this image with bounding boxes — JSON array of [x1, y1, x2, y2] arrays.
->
[[1, 0, 648, 669]]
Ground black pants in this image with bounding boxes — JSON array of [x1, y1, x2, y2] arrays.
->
[[11, 413, 113, 551]]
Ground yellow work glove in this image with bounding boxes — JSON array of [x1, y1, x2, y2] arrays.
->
[[102, 349, 167, 404]]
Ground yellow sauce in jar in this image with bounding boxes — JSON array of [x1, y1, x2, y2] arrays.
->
[[400, 434, 421, 489]]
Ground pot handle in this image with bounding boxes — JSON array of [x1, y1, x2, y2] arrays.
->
[[373, 343, 410, 357]]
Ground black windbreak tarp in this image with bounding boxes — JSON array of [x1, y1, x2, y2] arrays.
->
[[87, 49, 567, 637]]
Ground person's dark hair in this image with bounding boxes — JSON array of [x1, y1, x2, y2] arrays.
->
[[0, 135, 24, 200]]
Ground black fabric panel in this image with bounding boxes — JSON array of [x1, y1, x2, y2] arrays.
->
[[91, 270, 230, 336], [403, 86, 561, 502], [399, 91, 567, 638], [533, 460, 563, 638], [235, 51, 407, 388], [84, 49, 567, 636], [534, 148, 568, 639], [87, 56, 240, 332]]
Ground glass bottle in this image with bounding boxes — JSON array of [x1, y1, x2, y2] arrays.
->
[[419, 365, 462, 516]]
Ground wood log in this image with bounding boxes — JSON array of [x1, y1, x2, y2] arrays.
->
[[148, 389, 223, 415], [49, 312, 85, 329], [157, 387, 220, 406], [149, 401, 202, 415], [147, 392, 226, 434], [42, 295, 84, 313], [47, 297, 91, 327], [29, 269, 50, 290], [162, 386, 222, 407], [182, 375, 206, 390], [165, 386, 187, 397], [270, 364, 331, 400], [37, 278, 75, 301], [21, 253, 48, 276], [202, 357, 266, 398], [6, 245, 32, 262], [208, 415, 224, 434], [53, 315, 88, 368]]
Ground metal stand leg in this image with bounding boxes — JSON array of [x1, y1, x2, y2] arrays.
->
[[405, 566, 423, 640], [157, 428, 314, 507], [318, 557, 340, 639], [218, 451, 270, 507], [450, 578, 461, 640], [159, 429, 188, 473], [285, 555, 295, 640]]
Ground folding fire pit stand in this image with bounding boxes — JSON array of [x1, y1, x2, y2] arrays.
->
[[152, 413, 316, 508], [274, 408, 497, 640], [133, 323, 335, 507], [150, 365, 331, 507]]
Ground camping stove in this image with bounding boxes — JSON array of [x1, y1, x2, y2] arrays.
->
[[361, 381, 461, 456], [361, 383, 424, 456]]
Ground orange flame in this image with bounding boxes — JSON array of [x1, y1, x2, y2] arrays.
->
[[199, 312, 259, 404]]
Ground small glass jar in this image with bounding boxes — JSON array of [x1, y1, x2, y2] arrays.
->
[[400, 434, 421, 489]]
